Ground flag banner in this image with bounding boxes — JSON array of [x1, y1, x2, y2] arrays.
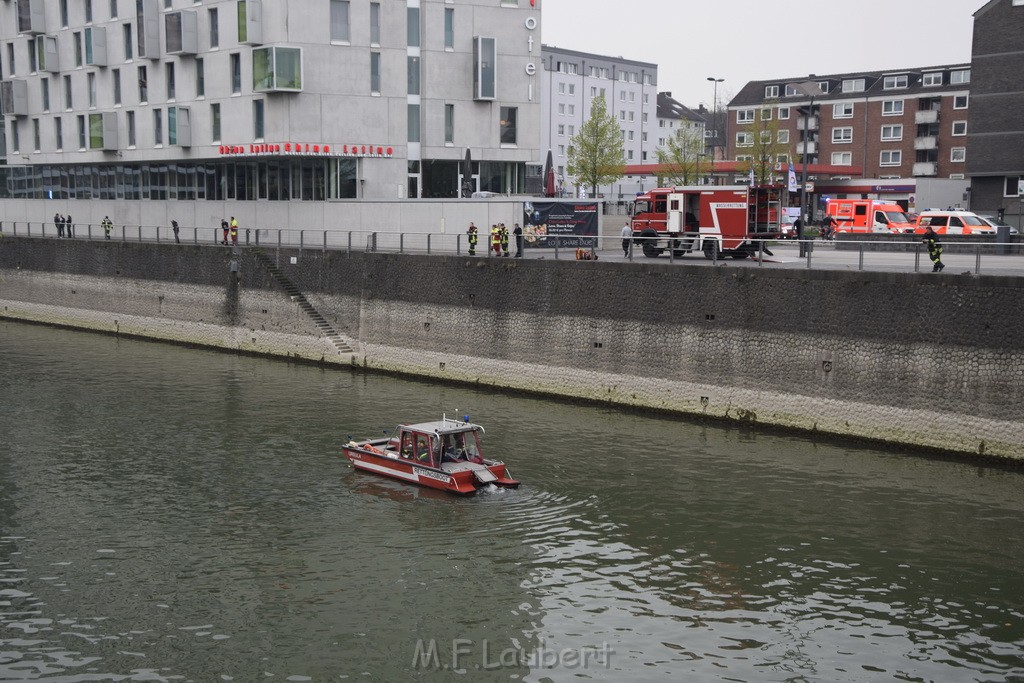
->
[[788, 164, 798, 192]]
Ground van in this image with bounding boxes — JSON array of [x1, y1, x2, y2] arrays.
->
[[825, 199, 915, 234], [914, 210, 996, 236]]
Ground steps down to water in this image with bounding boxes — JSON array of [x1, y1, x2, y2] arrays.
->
[[252, 250, 355, 355]]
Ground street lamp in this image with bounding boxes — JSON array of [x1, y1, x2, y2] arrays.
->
[[789, 80, 824, 256], [707, 77, 724, 186]]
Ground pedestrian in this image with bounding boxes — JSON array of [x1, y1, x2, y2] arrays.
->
[[54, 213, 64, 238], [229, 217, 239, 245], [795, 217, 806, 257], [513, 223, 523, 257], [922, 225, 945, 272], [221, 219, 230, 245], [467, 221, 478, 256], [171, 219, 180, 243], [101, 215, 113, 240], [621, 222, 632, 257], [490, 224, 501, 256], [499, 223, 510, 257], [65, 214, 73, 238]]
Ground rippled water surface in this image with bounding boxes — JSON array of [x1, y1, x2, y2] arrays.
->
[[1, 321, 1024, 681]]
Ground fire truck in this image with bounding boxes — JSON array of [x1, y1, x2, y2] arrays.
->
[[629, 185, 788, 259]]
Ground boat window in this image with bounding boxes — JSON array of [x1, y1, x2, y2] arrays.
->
[[455, 431, 482, 462], [400, 433, 414, 458], [415, 434, 432, 464]]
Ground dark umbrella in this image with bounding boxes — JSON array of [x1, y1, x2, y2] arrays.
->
[[461, 148, 473, 198], [543, 149, 555, 198]]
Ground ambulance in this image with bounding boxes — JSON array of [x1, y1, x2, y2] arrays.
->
[[825, 199, 915, 234]]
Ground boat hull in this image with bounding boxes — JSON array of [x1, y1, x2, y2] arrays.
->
[[343, 445, 519, 495]]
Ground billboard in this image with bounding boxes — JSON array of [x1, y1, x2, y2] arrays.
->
[[522, 201, 599, 249]]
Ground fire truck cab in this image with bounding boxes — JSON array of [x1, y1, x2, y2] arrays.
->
[[630, 185, 787, 259]]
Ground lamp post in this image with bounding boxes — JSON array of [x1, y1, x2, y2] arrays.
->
[[707, 77, 724, 186], [789, 81, 824, 256]]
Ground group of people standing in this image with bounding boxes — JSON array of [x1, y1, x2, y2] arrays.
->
[[220, 217, 239, 246], [52, 213, 74, 238], [466, 222, 522, 258]]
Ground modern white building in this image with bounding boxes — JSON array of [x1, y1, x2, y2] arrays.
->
[[0, 0, 542, 203], [539, 45, 657, 200]]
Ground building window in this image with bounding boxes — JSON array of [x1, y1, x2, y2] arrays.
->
[[112, 68, 121, 104], [831, 151, 852, 165], [568, 104, 574, 115], [88, 72, 96, 107], [444, 103, 454, 143], [950, 147, 966, 163], [370, 2, 381, 45], [557, 124, 564, 136], [209, 8, 219, 48], [153, 108, 163, 145], [500, 106, 517, 145], [237, 0, 248, 42], [408, 103, 420, 142], [883, 75, 907, 89], [370, 51, 380, 93], [736, 109, 754, 123], [331, 0, 350, 42], [5, 43, 14, 76], [922, 72, 942, 87], [1004, 177, 1021, 197], [778, 106, 790, 120], [832, 127, 853, 143], [253, 99, 264, 139], [168, 106, 176, 144], [55, 117, 63, 150], [85, 0, 93, 23], [407, 55, 420, 95], [230, 53, 241, 93], [952, 120, 967, 136], [110, 0, 117, 20], [32, 118, 40, 151], [138, 64, 148, 102], [880, 150, 901, 166], [123, 22, 133, 59], [882, 100, 904, 116], [760, 108, 772, 121], [833, 102, 853, 118], [953, 95, 968, 109], [407, 6, 419, 47], [73, 32, 83, 67], [444, 7, 454, 49], [881, 124, 902, 141], [764, 85, 779, 98], [61, 0, 69, 27], [127, 110, 135, 146], [63, 75, 72, 109], [777, 130, 789, 144], [211, 102, 221, 142], [841, 78, 865, 93], [950, 69, 970, 84], [166, 62, 175, 100], [736, 132, 753, 147], [77, 115, 86, 149], [41, 77, 49, 111]]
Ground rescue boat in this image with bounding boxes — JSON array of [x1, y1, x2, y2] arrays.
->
[[342, 416, 519, 495]]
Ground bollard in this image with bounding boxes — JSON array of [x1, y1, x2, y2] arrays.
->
[[914, 244, 921, 272], [300, 230, 304, 252], [858, 243, 864, 271], [400, 233, 404, 254], [323, 230, 328, 253], [456, 233, 461, 256], [975, 245, 982, 275], [347, 231, 352, 254], [758, 239, 764, 267], [427, 233, 431, 255]]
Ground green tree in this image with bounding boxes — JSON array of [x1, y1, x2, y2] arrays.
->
[[736, 103, 794, 185], [566, 95, 624, 197], [655, 127, 707, 187]]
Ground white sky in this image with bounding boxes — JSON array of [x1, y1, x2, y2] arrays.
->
[[540, 0, 979, 108]]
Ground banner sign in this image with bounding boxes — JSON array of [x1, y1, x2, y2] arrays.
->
[[522, 201, 599, 249]]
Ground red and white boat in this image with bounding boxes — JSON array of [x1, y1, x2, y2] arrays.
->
[[342, 416, 519, 495]]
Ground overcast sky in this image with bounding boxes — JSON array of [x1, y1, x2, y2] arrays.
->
[[540, 0, 979, 108]]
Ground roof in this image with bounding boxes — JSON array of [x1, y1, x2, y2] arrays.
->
[[622, 162, 865, 177], [540, 44, 657, 70], [401, 419, 483, 435], [657, 92, 706, 124], [728, 63, 973, 108]]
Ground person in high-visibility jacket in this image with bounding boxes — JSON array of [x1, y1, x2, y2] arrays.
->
[[490, 225, 501, 256], [923, 226, 944, 272], [467, 222, 478, 255], [499, 223, 510, 257], [229, 216, 239, 245]]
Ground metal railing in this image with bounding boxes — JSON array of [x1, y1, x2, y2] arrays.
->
[[1, 221, 1021, 276]]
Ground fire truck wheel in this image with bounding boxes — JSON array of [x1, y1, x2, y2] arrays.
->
[[642, 242, 661, 258], [730, 252, 750, 260], [702, 241, 720, 260]]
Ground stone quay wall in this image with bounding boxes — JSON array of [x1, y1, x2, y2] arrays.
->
[[2, 236, 1022, 460]]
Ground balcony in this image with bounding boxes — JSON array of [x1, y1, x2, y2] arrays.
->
[[17, 0, 46, 34], [796, 116, 819, 130], [914, 136, 937, 151], [912, 162, 937, 177], [1, 80, 29, 116], [797, 141, 817, 155], [88, 112, 118, 151], [915, 110, 939, 125], [136, 0, 161, 59], [252, 46, 302, 92], [84, 27, 108, 67], [165, 11, 198, 55]]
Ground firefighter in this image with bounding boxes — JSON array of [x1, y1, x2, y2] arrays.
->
[[101, 216, 113, 240], [490, 224, 501, 256], [499, 223, 510, 257], [467, 222, 478, 255], [922, 226, 944, 272], [229, 216, 239, 245]]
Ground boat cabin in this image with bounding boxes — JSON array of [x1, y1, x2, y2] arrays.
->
[[395, 420, 485, 468]]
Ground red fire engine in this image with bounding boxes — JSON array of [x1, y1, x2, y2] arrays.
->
[[630, 185, 788, 259]]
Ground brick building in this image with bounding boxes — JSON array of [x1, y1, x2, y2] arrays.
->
[[727, 65, 972, 183]]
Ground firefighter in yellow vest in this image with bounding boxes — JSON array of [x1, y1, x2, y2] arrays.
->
[[467, 222, 479, 255], [490, 225, 501, 256], [499, 223, 510, 257], [229, 216, 239, 245]]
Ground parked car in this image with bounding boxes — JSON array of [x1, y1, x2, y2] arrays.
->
[[977, 214, 1020, 236], [914, 210, 996, 235]]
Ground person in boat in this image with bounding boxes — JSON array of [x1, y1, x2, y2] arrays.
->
[[441, 435, 462, 463], [415, 435, 432, 463]]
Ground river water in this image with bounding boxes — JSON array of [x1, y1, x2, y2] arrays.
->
[[1, 321, 1023, 682]]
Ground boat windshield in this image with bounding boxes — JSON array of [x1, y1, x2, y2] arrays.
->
[[439, 430, 482, 462]]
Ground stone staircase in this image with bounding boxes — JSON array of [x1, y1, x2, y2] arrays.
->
[[252, 250, 355, 354]]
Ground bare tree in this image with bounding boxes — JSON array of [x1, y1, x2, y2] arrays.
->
[[566, 95, 625, 197]]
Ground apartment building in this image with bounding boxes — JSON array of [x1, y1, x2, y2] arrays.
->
[[727, 65, 972, 182], [967, 0, 1024, 222], [0, 0, 541, 203], [540, 45, 657, 199], [654, 91, 705, 150]]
